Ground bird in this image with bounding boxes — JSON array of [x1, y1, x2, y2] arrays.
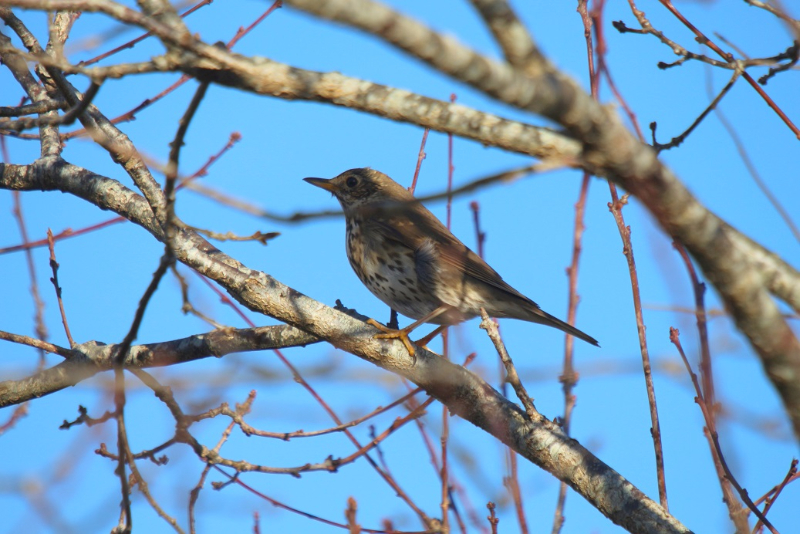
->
[[304, 168, 598, 355]]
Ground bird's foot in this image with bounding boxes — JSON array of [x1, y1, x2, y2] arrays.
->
[[367, 318, 417, 357]]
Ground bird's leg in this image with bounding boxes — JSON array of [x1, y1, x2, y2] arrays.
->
[[367, 306, 449, 357], [414, 325, 447, 349], [388, 309, 399, 329]]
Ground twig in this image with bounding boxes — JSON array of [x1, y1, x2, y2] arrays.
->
[[753, 459, 798, 533], [108, 248, 174, 533], [189, 399, 430, 476], [116, 254, 174, 367], [183, 227, 280, 244], [345, 497, 361, 534], [0, 216, 125, 256], [226, 0, 283, 50], [275, 348, 434, 527], [60, 404, 115, 429], [595, 0, 669, 509], [79, 0, 214, 67], [672, 242, 715, 411], [0, 402, 28, 435], [170, 265, 229, 328], [0, 80, 101, 131], [651, 70, 740, 152], [176, 131, 242, 190], [705, 70, 800, 243], [165, 80, 210, 207], [118, 372, 185, 533], [212, 466, 428, 533], [62, 73, 193, 141], [595, 0, 645, 140], [0, 97, 64, 117], [606, 191, 669, 511], [111, 380, 132, 534], [479, 309, 538, 421], [440, 108, 457, 534], [408, 127, 429, 193], [553, 3, 596, 530], [670, 329, 771, 533], [656, 0, 800, 138], [0, 331, 71, 357], [469, 202, 486, 258], [46, 229, 75, 348], [188, 388, 424, 440], [486, 502, 499, 534]]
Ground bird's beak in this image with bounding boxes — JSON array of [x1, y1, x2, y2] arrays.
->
[[303, 177, 337, 193]]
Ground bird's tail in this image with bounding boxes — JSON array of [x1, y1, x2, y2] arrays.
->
[[525, 306, 600, 347]]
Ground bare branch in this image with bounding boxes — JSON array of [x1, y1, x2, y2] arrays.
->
[[0, 324, 319, 407]]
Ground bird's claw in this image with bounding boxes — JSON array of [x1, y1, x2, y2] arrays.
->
[[367, 318, 417, 357]]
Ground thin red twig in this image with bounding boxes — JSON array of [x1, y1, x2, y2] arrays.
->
[[79, 0, 214, 67], [593, 0, 668, 511], [553, 3, 596, 530], [213, 466, 429, 534], [672, 242, 715, 411], [177, 132, 242, 190], [595, 1, 645, 140], [0, 216, 125, 255], [670, 329, 775, 533], [408, 128, 430, 193], [446, 93, 456, 229], [226, 1, 283, 49], [1, 163, 48, 433], [753, 459, 798, 533], [671, 243, 750, 531], [10, 187, 48, 346]]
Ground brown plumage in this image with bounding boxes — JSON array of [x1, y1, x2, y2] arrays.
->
[[305, 168, 598, 350]]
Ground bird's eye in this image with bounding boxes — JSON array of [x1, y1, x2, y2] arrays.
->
[[346, 176, 358, 188]]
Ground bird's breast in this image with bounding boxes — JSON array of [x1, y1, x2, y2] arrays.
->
[[345, 220, 440, 320], [345, 220, 365, 280]]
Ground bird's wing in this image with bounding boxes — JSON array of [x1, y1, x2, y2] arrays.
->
[[363, 204, 537, 307]]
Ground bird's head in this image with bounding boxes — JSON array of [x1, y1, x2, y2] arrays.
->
[[304, 168, 413, 214]]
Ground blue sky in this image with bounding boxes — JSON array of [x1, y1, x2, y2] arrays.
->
[[1, 1, 799, 532]]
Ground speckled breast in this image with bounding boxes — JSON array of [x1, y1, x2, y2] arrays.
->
[[345, 219, 438, 321]]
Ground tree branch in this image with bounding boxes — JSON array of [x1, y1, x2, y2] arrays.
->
[[0, 325, 318, 407]]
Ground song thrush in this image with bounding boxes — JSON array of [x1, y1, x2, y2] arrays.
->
[[304, 168, 599, 354]]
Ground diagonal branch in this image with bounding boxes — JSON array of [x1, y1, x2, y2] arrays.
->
[[467, 0, 544, 74]]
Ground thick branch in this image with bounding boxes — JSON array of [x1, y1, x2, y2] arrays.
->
[[467, 0, 544, 74], [0, 325, 318, 407]]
